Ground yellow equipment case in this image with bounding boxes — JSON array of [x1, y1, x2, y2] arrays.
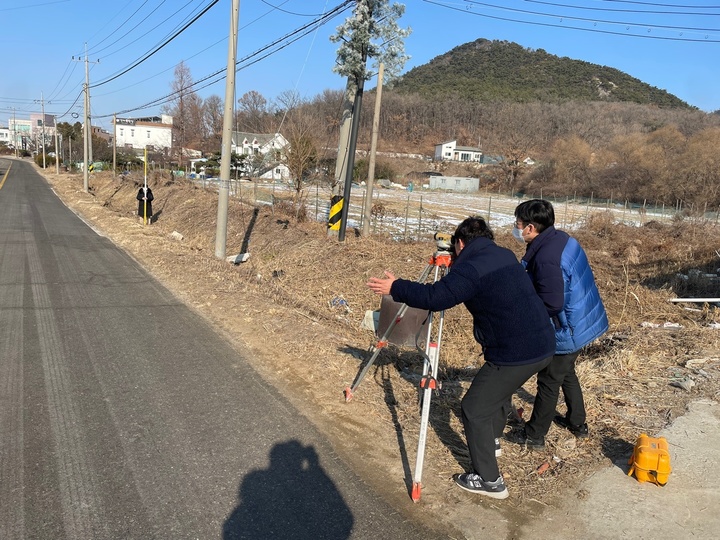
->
[[627, 433, 672, 486]]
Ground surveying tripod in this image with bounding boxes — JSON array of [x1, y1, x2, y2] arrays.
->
[[345, 234, 453, 502]]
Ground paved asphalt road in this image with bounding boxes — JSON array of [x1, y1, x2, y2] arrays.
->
[[0, 159, 447, 540]]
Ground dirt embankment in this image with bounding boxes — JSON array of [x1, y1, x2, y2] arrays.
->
[[45, 167, 720, 537]]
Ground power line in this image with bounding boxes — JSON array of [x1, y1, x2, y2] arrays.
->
[[463, 0, 720, 31], [94, 0, 354, 118], [526, 0, 720, 16], [89, 0, 220, 89], [86, 0, 167, 57], [601, 0, 720, 8], [422, 0, 720, 41]]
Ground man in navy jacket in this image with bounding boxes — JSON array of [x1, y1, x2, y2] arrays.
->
[[508, 199, 609, 450], [368, 216, 555, 499]]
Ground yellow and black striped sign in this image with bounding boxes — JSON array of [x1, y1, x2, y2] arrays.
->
[[328, 195, 343, 231]]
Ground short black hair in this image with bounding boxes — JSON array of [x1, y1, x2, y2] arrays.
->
[[514, 199, 555, 233], [453, 215, 494, 244]]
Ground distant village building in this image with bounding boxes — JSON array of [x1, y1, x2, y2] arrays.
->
[[29, 113, 56, 151], [434, 140, 482, 162], [230, 131, 288, 157], [9, 119, 32, 150], [230, 131, 289, 180], [113, 115, 173, 152], [428, 175, 480, 192], [0, 126, 11, 146]]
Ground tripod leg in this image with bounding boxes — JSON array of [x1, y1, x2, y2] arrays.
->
[[411, 341, 440, 502], [411, 266, 448, 501]]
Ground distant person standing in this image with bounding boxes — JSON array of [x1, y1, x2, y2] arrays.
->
[[137, 185, 154, 224], [507, 199, 609, 450]]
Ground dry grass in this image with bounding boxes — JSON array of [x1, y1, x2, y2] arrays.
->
[[48, 168, 720, 509]]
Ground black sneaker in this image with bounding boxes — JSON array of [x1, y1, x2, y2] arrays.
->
[[453, 473, 509, 499], [553, 416, 589, 438], [504, 429, 545, 450]]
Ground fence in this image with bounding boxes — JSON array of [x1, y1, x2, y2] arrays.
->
[[203, 179, 720, 240]]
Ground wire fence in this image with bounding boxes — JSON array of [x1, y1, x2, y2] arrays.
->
[[205, 179, 720, 240]]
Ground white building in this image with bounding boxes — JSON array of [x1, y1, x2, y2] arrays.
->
[[434, 140, 482, 162], [0, 126, 11, 146], [113, 115, 173, 152], [231, 131, 288, 157], [230, 131, 290, 180], [428, 175, 480, 192], [6, 118, 33, 151]]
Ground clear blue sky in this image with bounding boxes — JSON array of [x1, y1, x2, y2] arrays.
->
[[1, 0, 719, 134]]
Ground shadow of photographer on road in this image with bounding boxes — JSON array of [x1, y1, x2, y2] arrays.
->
[[222, 440, 354, 540]]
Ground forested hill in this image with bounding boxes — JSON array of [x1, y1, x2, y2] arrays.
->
[[391, 39, 692, 108]]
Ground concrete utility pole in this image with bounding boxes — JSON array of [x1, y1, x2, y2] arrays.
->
[[113, 113, 117, 177], [327, 82, 354, 236], [40, 92, 46, 170], [73, 44, 99, 192], [215, 0, 240, 260], [362, 62, 384, 237], [12, 108, 18, 158], [54, 115, 59, 175], [83, 71, 90, 192], [338, 77, 365, 242]]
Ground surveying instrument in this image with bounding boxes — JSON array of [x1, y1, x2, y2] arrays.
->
[[345, 232, 454, 502]]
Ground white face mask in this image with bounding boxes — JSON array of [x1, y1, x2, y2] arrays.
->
[[512, 225, 526, 244]]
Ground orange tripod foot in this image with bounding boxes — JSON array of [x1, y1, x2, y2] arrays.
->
[[343, 387, 353, 402], [411, 482, 422, 502]]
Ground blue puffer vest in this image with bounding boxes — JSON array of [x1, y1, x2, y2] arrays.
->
[[521, 227, 609, 354]]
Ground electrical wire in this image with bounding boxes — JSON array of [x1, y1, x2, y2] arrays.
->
[[421, 0, 720, 41], [94, 0, 354, 118], [525, 0, 720, 16], [463, 0, 720, 32], [89, 0, 220, 89], [86, 0, 169, 57], [601, 0, 720, 8]]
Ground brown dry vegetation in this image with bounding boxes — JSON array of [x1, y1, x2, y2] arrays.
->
[[45, 166, 720, 524]]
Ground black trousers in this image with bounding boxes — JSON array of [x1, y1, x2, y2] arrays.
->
[[461, 356, 553, 481], [525, 351, 585, 440]]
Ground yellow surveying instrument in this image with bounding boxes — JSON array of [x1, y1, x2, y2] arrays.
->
[[345, 233, 453, 502]]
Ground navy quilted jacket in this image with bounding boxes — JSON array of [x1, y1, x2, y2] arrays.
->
[[521, 226, 609, 354], [390, 237, 555, 366]]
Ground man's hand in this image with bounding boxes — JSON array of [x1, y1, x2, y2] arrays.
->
[[367, 271, 397, 296]]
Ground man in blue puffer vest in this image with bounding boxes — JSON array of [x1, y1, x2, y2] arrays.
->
[[368, 216, 555, 499], [507, 199, 609, 450]]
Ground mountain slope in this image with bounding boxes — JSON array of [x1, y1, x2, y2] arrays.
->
[[392, 39, 691, 108]]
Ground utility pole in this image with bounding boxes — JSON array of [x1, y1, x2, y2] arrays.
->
[[215, 0, 240, 259], [54, 115, 60, 174], [73, 44, 99, 193], [12, 108, 18, 158], [362, 62, 384, 237], [113, 113, 117, 177], [327, 82, 354, 236], [38, 92, 47, 169]]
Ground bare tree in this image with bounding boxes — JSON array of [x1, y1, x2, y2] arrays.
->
[[237, 91, 272, 133], [162, 61, 201, 169], [203, 94, 224, 149]]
